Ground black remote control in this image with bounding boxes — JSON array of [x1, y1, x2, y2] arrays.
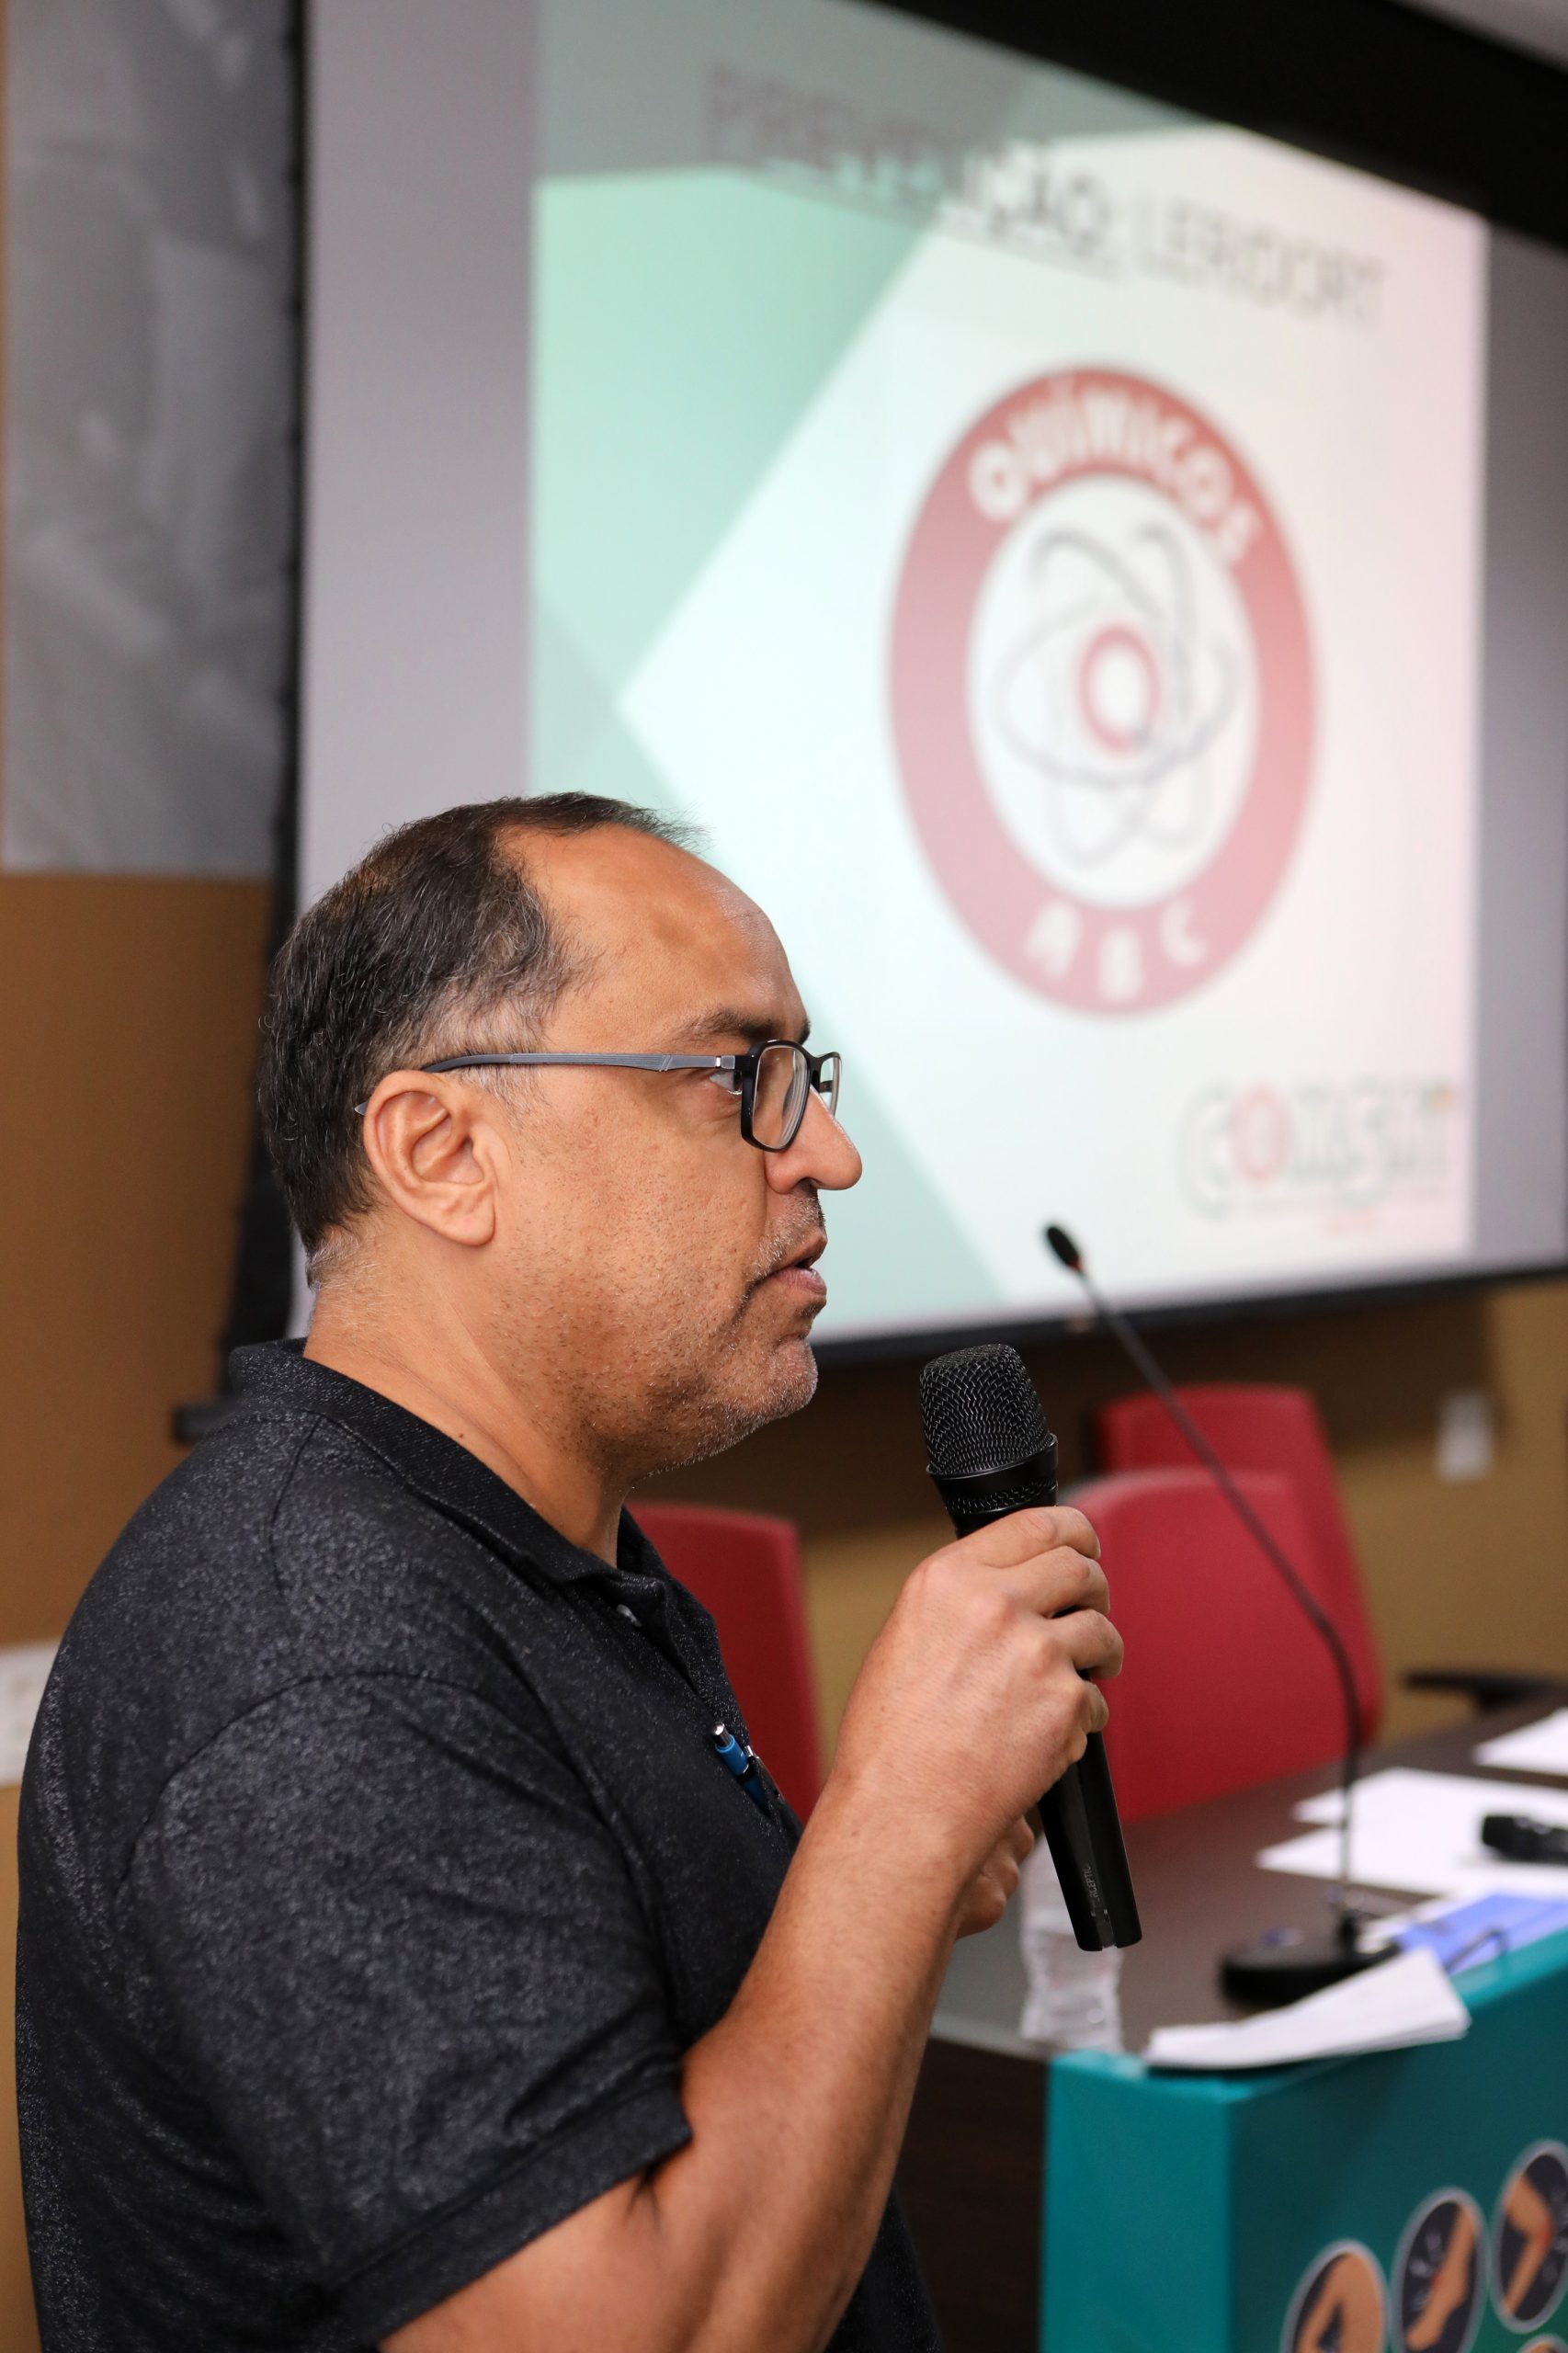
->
[[1481, 1812, 1568, 1864]]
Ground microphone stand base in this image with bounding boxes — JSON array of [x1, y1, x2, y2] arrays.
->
[[1220, 1921, 1386, 2008]]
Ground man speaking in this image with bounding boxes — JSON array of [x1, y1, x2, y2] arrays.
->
[[17, 796, 1120, 2352]]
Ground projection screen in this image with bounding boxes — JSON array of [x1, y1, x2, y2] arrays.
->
[[301, 0, 1568, 1345]]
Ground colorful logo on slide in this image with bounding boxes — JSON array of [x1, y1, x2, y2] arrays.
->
[[890, 369, 1313, 1013]]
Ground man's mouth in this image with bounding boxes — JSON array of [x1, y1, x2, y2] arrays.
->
[[758, 1232, 828, 1303]]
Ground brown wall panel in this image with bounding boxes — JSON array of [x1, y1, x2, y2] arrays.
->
[[0, 874, 273, 1643]]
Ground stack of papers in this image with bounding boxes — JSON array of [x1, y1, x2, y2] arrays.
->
[[1474, 1708, 1568, 1777], [1145, 1947, 1469, 2072], [1256, 1768, 1568, 1900]]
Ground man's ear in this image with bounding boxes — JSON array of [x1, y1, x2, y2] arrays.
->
[[358, 1072, 506, 1248]]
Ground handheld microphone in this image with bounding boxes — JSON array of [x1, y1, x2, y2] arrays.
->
[[1043, 1222, 1379, 2003], [920, 1343, 1141, 1953]]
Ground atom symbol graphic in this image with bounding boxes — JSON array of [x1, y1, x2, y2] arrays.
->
[[986, 517, 1245, 878], [892, 364, 1312, 1013]]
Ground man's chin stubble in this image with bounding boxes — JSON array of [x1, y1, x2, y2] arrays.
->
[[636, 1325, 820, 1480]]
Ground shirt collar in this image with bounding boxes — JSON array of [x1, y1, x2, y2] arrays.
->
[[228, 1341, 660, 1594]]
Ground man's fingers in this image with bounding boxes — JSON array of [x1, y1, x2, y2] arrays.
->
[[1054, 1608, 1124, 1683], [949, 1506, 1100, 1569], [974, 1815, 1035, 1906], [1002, 1813, 1035, 1864], [994, 1547, 1110, 1624]]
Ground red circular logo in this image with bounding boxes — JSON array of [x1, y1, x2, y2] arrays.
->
[[890, 369, 1313, 1013]]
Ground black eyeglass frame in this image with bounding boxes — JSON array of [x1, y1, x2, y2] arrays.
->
[[354, 1040, 841, 1154]]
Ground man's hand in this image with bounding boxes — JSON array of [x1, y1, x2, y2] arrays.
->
[[830, 1506, 1121, 1904], [956, 1814, 1034, 1938]]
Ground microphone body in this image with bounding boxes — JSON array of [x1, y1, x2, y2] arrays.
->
[[923, 1347, 1142, 1953]]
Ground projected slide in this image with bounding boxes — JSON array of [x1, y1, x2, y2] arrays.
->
[[530, 0, 1485, 1336]]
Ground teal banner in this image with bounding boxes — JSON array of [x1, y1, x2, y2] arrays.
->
[[1046, 1933, 1568, 2351]]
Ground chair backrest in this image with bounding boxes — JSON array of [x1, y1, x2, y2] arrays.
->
[[631, 1502, 823, 1819], [1096, 1383, 1383, 1744], [1070, 1467, 1349, 1822]]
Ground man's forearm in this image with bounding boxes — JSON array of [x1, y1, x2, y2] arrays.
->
[[383, 1779, 960, 2353], [634, 1768, 963, 2353]]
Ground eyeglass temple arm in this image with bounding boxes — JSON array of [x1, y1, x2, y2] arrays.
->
[[353, 1051, 734, 1116], [420, 1052, 732, 1075]]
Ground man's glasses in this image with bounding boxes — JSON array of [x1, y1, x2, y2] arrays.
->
[[355, 1040, 841, 1154]]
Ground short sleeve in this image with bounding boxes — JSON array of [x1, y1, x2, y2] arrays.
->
[[128, 1675, 691, 2341]]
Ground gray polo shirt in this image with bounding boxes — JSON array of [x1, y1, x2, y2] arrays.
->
[[17, 1343, 940, 2350]]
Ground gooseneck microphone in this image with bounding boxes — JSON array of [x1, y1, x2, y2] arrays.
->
[[1043, 1221, 1379, 2003], [920, 1344, 1142, 1953]]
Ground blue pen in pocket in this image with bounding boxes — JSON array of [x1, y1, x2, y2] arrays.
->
[[710, 1722, 770, 1815]]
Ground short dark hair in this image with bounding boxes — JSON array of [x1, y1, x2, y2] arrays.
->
[[259, 793, 697, 1264]]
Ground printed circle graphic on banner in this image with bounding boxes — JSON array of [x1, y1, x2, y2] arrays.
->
[[1395, 2188, 1488, 2353], [1494, 2143, 1568, 2330], [1278, 2240, 1386, 2353], [890, 369, 1313, 1014]]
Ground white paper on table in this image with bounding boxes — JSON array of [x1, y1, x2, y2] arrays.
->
[[1256, 1768, 1568, 1899], [1145, 1947, 1470, 2072], [0, 1642, 56, 1787], [1474, 1709, 1568, 1777]]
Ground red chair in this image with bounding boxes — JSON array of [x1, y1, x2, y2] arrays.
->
[[1099, 1381, 1568, 1727], [1097, 1384, 1384, 1744], [1071, 1468, 1347, 1823], [632, 1503, 824, 1819]]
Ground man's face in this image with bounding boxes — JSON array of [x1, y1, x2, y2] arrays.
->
[[481, 828, 862, 1481]]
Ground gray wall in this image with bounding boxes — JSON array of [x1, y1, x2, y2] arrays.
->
[[3, 0, 296, 876]]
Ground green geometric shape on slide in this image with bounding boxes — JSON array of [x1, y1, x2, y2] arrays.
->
[[533, 170, 923, 702], [553, 680, 695, 816]]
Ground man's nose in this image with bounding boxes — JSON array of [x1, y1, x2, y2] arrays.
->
[[765, 1089, 863, 1194]]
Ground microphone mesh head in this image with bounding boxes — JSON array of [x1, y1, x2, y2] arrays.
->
[[920, 1344, 1050, 1477]]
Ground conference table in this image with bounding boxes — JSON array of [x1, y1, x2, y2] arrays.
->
[[897, 1699, 1568, 2353]]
